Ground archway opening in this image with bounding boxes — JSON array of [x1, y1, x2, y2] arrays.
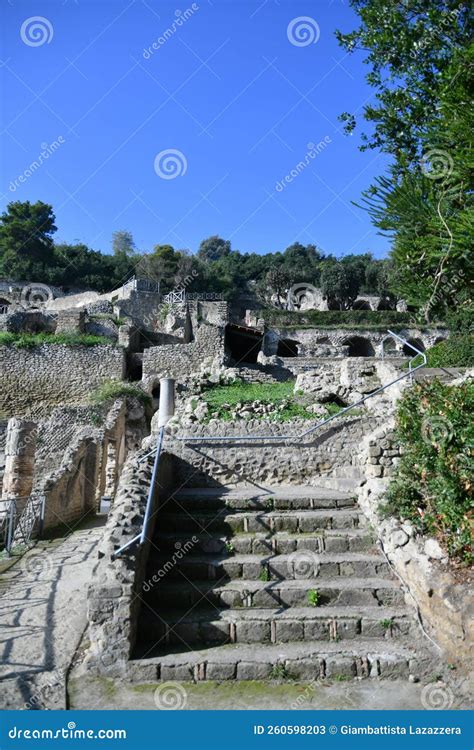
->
[[342, 336, 375, 357], [126, 353, 143, 381], [402, 338, 425, 356], [0, 298, 10, 314], [382, 337, 398, 356], [225, 324, 262, 364], [352, 299, 371, 311], [151, 384, 160, 411], [276, 338, 299, 357]]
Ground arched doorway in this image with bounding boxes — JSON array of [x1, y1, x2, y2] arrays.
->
[[0, 298, 10, 314], [342, 336, 375, 357], [225, 324, 263, 364], [382, 336, 398, 356]]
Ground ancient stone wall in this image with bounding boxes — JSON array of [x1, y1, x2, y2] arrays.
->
[[0, 344, 125, 416], [142, 324, 225, 386], [357, 423, 473, 669]]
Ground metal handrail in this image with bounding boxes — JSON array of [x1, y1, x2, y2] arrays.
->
[[113, 331, 426, 557], [113, 426, 165, 558], [173, 330, 427, 444]]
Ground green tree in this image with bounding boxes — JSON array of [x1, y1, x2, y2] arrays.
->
[[0, 201, 57, 279], [197, 235, 231, 263], [321, 262, 360, 309], [112, 230, 136, 256], [336, 0, 472, 168]]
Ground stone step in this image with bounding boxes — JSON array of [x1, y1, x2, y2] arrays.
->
[[146, 576, 405, 609], [158, 508, 366, 534], [166, 486, 356, 512], [147, 552, 393, 582], [132, 639, 423, 682], [154, 529, 377, 555], [138, 605, 414, 645]]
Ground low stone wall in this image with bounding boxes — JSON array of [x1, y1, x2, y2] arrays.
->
[[161, 412, 383, 490], [85, 445, 174, 676], [358, 426, 473, 670], [0, 344, 125, 416]]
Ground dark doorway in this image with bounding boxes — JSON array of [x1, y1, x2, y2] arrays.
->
[[277, 338, 299, 357], [402, 338, 425, 356], [342, 336, 375, 357], [126, 353, 143, 381], [225, 324, 262, 364], [0, 298, 10, 314]]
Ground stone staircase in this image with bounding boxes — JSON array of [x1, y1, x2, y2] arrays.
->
[[134, 486, 433, 681]]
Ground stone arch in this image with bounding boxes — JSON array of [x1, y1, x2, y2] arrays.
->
[[341, 336, 375, 357], [0, 297, 11, 314], [402, 338, 425, 356], [376, 297, 393, 311], [352, 299, 371, 311], [382, 336, 398, 356]]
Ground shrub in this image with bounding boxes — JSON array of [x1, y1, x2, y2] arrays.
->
[[412, 335, 474, 368], [383, 380, 474, 564], [90, 380, 151, 405], [261, 308, 418, 328]]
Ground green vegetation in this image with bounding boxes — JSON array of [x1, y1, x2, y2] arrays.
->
[[412, 336, 474, 369], [261, 309, 413, 328], [269, 664, 291, 680], [259, 566, 271, 582], [383, 380, 474, 564], [202, 380, 312, 422], [307, 589, 320, 607], [90, 313, 126, 326], [338, 5, 473, 320], [0, 331, 113, 348], [379, 618, 394, 631], [90, 380, 151, 406]]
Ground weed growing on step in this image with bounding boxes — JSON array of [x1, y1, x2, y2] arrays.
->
[[333, 674, 349, 682], [269, 664, 291, 680], [225, 541, 235, 554], [307, 589, 320, 606], [379, 618, 394, 631], [259, 566, 271, 582]]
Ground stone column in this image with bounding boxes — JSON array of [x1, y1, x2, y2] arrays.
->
[[1, 419, 37, 515]]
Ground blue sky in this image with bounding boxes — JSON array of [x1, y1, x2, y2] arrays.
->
[[0, 0, 391, 259]]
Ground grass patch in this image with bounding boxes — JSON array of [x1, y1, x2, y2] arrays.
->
[[383, 380, 474, 564], [90, 313, 126, 326], [90, 379, 151, 405], [261, 308, 421, 328], [201, 380, 313, 422], [0, 332, 114, 348]]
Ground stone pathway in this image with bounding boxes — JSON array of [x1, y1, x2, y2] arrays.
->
[[0, 516, 104, 709]]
